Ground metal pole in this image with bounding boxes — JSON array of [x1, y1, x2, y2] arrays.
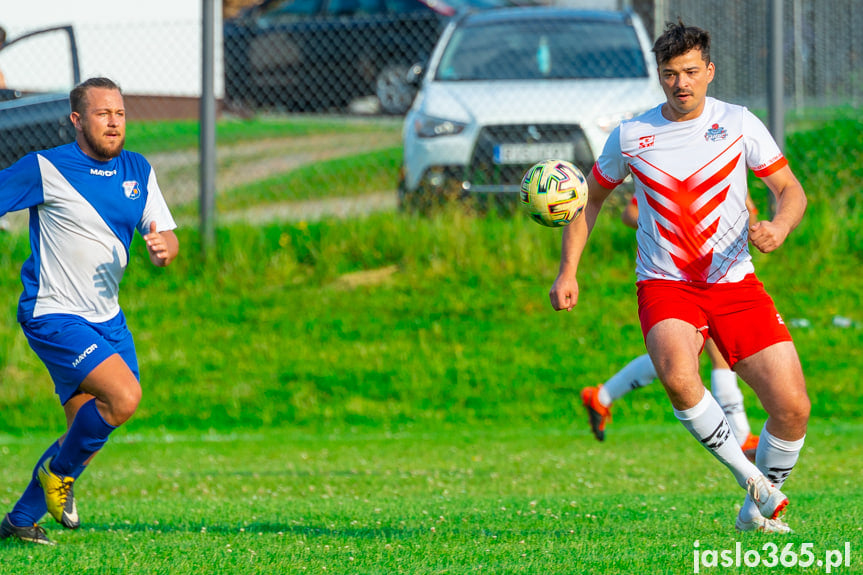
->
[[793, 0, 804, 113], [767, 0, 784, 152], [653, 0, 667, 39], [200, 0, 217, 257]]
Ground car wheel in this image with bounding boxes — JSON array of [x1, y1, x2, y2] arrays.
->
[[375, 65, 415, 115]]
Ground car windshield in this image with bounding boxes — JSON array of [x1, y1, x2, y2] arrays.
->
[[435, 18, 649, 81]]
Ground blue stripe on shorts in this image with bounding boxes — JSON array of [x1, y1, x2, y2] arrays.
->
[[21, 311, 140, 405]]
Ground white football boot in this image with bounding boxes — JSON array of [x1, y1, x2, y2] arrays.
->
[[735, 513, 793, 533], [745, 475, 788, 519]]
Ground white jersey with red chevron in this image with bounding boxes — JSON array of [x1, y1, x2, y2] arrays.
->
[[593, 97, 787, 284]]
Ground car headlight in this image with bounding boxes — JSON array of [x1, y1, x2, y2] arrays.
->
[[413, 113, 467, 138]]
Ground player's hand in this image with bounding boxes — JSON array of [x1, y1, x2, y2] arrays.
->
[[144, 221, 172, 264], [749, 220, 789, 253], [549, 274, 579, 311]]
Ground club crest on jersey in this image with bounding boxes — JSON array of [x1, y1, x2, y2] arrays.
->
[[122, 180, 141, 200], [704, 123, 728, 142], [638, 135, 655, 149]]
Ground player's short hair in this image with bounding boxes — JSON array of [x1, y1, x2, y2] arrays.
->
[[652, 19, 711, 66], [70, 77, 122, 115]]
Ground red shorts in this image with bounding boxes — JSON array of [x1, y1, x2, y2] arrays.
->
[[636, 274, 792, 368]]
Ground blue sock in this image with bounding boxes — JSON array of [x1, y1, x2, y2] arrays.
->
[[8, 440, 59, 526], [8, 442, 92, 527], [50, 398, 115, 476]]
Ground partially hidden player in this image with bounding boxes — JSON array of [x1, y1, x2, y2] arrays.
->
[[549, 21, 809, 533], [0, 77, 179, 545]]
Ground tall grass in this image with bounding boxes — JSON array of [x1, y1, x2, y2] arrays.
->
[[0, 115, 860, 436]]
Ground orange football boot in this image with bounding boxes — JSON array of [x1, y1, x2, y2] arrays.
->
[[580, 385, 611, 441]]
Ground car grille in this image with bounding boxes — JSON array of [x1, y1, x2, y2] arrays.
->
[[466, 124, 594, 193]]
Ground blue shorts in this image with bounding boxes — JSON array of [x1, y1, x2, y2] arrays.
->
[[21, 312, 140, 405]]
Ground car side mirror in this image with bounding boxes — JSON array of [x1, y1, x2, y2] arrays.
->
[[0, 88, 22, 103], [406, 63, 425, 86]]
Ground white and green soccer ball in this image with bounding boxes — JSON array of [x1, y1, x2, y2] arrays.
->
[[519, 159, 589, 228]]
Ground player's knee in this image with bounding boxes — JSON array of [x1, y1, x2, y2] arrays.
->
[[106, 382, 141, 426], [769, 393, 810, 430], [660, 374, 703, 410], [791, 393, 811, 425]]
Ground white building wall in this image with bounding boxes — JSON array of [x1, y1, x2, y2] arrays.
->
[[1, 0, 222, 96]]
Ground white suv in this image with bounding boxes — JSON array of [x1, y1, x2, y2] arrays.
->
[[399, 7, 663, 210]]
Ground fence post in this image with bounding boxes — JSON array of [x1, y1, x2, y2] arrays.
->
[[200, 0, 217, 257], [766, 0, 784, 217], [767, 0, 784, 152]]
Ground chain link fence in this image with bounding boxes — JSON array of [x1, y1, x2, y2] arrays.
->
[[222, 0, 499, 116], [647, 0, 862, 111], [0, 0, 860, 231]]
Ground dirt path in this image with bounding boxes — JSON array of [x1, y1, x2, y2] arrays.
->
[[183, 191, 397, 227], [151, 130, 401, 206], [1, 129, 402, 233]]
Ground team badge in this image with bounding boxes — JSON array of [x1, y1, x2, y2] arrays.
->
[[122, 180, 141, 200], [638, 135, 655, 149], [704, 123, 728, 142]]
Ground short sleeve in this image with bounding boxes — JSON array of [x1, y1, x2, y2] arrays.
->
[[138, 167, 177, 236], [743, 109, 788, 177], [591, 125, 628, 189]]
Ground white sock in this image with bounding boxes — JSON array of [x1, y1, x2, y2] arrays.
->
[[739, 425, 805, 521], [599, 354, 657, 406], [710, 369, 751, 445], [673, 389, 761, 489]]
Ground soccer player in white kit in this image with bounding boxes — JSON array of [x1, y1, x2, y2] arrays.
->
[[581, 196, 761, 461], [0, 77, 179, 545], [550, 21, 809, 533]]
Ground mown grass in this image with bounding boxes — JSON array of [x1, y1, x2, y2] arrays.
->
[[126, 115, 401, 156], [0, 112, 860, 573], [1, 423, 861, 574]]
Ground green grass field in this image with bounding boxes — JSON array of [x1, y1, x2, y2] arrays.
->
[[1, 423, 861, 574], [0, 112, 861, 573]]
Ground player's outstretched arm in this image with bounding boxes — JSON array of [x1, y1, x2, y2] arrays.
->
[[144, 221, 179, 267], [549, 172, 612, 312], [749, 165, 807, 253]]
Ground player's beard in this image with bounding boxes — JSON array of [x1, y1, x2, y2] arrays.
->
[[81, 122, 125, 160]]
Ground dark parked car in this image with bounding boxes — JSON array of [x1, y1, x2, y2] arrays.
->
[[223, 0, 508, 115], [0, 25, 80, 170]]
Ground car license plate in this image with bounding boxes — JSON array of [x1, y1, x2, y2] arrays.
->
[[493, 143, 575, 165]]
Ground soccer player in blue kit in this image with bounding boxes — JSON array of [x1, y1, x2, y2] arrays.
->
[[0, 77, 179, 545]]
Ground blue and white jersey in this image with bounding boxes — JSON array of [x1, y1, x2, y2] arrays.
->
[[0, 142, 177, 323]]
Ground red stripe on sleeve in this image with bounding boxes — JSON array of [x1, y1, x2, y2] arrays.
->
[[591, 163, 620, 189], [752, 156, 788, 178]]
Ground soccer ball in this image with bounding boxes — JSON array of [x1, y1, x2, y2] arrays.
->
[[519, 159, 588, 227]]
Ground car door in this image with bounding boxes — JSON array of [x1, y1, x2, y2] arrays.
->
[[240, 0, 325, 108], [0, 25, 80, 169], [244, 0, 385, 110]]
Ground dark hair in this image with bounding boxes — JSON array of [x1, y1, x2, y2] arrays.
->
[[652, 19, 711, 66], [0, 26, 6, 46], [69, 77, 122, 115]]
